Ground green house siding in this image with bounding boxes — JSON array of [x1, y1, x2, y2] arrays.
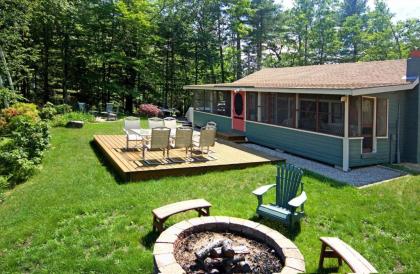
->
[[402, 86, 420, 163], [349, 139, 390, 167], [193, 111, 232, 132], [348, 87, 420, 166], [245, 122, 343, 166]]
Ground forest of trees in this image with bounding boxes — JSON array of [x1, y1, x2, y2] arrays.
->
[[0, 0, 419, 113]]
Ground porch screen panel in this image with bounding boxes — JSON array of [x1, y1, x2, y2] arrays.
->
[[204, 91, 212, 112], [261, 93, 275, 124], [212, 91, 231, 117], [376, 98, 388, 137], [318, 95, 344, 136], [349, 96, 362, 137], [246, 92, 258, 121], [276, 94, 295, 127], [194, 90, 205, 111], [299, 95, 317, 131]]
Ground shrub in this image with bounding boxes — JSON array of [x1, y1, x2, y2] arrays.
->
[[0, 88, 25, 109], [40, 102, 57, 120], [50, 112, 95, 127], [0, 175, 7, 203], [0, 118, 49, 184], [2, 103, 39, 123], [138, 103, 161, 117], [55, 104, 72, 114]]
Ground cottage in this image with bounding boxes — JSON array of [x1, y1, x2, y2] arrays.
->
[[184, 52, 420, 171]]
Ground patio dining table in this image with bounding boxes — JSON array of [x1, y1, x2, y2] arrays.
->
[[130, 128, 200, 139]]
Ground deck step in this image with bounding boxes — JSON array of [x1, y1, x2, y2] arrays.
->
[[216, 131, 247, 143]]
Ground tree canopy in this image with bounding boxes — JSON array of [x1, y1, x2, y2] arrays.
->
[[0, 0, 418, 113]]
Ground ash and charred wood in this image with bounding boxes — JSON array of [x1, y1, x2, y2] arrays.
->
[[222, 240, 235, 258], [203, 257, 223, 270], [210, 247, 223, 258], [195, 239, 224, 260]]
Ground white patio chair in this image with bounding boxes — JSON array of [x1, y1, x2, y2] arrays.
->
[[141, 127, 171, 165], [193, 127, 217, 160], [106, 103, 117, 121], [123, 117, 142, 150], [164, 117, 178, 130], [169, 127, 193, 162], [206, 121, 217, 129], [148, 117, 164, 129], [78, 102, 86, 112]]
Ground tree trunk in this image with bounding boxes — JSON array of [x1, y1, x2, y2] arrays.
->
[[0, 46, 14, 90], [217, 14, 225, 83], [62, 31, 69, 103], [42, 24, 50, 102], [236, 33, 241, 80]]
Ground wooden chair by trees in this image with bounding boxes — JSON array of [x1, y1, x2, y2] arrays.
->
[[252, 163, 306, 229], [169, 127, 193, 162], [141, 127, 170, 165], [123, 117, 142, 150]]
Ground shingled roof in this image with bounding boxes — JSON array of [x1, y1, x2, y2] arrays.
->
[[184, 59, 418, 95]]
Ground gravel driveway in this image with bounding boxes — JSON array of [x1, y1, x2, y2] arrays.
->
[[243, 143, 405, 187]]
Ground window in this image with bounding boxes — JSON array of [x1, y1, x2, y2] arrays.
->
[[298, 95, 344, 136], [246, 92, 258, 121], [376, 98, 388, 137]]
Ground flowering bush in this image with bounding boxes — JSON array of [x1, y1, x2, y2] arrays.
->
[[138, 103, 161, 117], [0, 101, 50, 189], [2, 103, 39, 123]]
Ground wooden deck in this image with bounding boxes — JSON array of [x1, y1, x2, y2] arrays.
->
[[94, 135, 282, 181]]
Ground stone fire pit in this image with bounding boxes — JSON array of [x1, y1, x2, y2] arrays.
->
[[153, 216, 305, 274]]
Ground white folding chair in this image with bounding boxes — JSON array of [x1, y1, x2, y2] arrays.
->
[[123, 117, 142, 150], [141, 127, 171, 165], [148, 117, 164, 129]]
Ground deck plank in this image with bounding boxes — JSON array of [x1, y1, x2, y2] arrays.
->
[[93, 135, 283, 181]]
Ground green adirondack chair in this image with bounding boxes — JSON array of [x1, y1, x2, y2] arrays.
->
[[252, 163, 306, 229]]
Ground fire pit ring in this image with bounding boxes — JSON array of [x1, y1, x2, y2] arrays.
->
[[153, 216, 305, 273]]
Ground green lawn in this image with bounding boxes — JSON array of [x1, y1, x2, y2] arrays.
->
[[0, 121, 418, 273]]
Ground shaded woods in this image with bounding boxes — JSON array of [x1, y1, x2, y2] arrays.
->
[[1, 0, 419, 113]]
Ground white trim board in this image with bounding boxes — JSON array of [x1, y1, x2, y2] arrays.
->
[[184, 78, 419, 96]]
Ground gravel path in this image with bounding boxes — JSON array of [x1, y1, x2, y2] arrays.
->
[[242, 143, 404, 187]]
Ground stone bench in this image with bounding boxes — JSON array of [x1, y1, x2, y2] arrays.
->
[[319, 237, 377, 273], [152, 199, 211, 233]]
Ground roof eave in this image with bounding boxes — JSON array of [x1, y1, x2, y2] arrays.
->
[[183, 78, 419, 96]]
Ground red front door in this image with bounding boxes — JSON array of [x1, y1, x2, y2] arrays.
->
[[232, 91, 245, 131]]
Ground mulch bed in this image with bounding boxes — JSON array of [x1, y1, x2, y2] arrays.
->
[[174, 231, 283, 274]]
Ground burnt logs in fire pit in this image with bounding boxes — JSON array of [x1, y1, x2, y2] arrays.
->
[[195, 239, 251, 273], [153, 216, 306, 274]]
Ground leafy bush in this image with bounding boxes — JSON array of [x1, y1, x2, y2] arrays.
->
[[0, 102, 50, 188], [0, 175, 7, 203], [2, 103, 39, 123], [55, 104, 72, 114], [50, 112, 95, 127], [0, 88, 25, 109], [40, 102, 57, 120], [138, 103, 161, 117]]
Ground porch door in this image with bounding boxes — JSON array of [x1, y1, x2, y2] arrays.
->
[[362, 97, 374, 153], [232, 91, 246, 131]]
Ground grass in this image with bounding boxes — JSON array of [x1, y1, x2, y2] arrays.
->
[[0, 120, 418, 273]]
